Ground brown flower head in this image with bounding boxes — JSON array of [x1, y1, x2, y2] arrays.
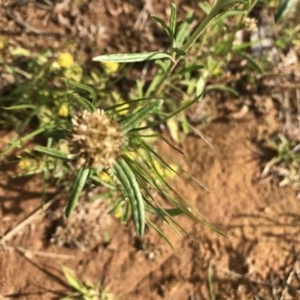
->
[[70, 109, 124, 170]]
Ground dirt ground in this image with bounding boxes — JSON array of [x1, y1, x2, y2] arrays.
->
[[1, 1, 300, 299]]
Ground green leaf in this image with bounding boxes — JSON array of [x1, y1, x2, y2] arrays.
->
[[3, 104, 36, 110], [211, 8, 248, 24], [151, 15, 173, 40], [0, 126, 49, 160], [206, 84, 238, 96], [63, 78, 97, 105], [175, 13, 194, 48], [182, 0, 247, 52], [237, 51, 264, 73], [173, 47, 186, 56], [34, 145, 72, 160], [114, 158, 145, 236], [62, 266, 84, 292], [166, 118, 180, 143], [65, 168, 90, 218], [71, 94, 96, 113], [170, 3, 177, 36], [93, 52, 172, 63], [178, 64, 203, 75], [199, 1, 212, 14], [275, 0, 289, 22], [120, 100, 163, 132], [147, 217, 174, 249]]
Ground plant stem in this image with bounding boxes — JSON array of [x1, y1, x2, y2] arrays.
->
[[145, 0, 245, 98]]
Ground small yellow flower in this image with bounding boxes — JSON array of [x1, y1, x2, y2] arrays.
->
[[57, 52, 74, 68], [113, 202, 125, 219], [98, 171, 111, 183], [63, 63, 83, 82], [58, 103, 69, 117], [114, 210, 122, 219], [102, 61, 119, 73], [18, 157, 32, 170], [59, 140, 69, 153], [18, 157, 39, 172]]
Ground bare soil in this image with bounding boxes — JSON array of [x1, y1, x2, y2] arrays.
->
[[1, 1, 300, 299]]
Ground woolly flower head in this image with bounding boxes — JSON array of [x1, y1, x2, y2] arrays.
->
[[70, 109, 124, 170]]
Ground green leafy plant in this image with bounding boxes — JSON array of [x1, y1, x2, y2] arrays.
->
[[1, 0, 273, 241], [61, 266, 114, 300], [261, 134, 300, 188]]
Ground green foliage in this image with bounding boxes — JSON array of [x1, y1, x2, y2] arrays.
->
[[275, 0, 300, 25], [1, 0, 287, 240], [61, 266, 114, 300], [262, 134, 300, 188]]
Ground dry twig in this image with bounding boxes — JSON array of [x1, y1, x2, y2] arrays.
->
[[0, 196, 58, 245]]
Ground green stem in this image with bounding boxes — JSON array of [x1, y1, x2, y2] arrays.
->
[[183, 0, 244, 52], [145, 0, 244, 98]]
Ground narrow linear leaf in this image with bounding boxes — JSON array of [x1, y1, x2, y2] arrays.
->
[[63, 78, 97, 105], [65, 168, 90, 218], [173, 47, 186, 56], [151, 15, 173, 40], [0, 126, 49, 160], [93, 52, 172, 63], [120, 100, 163, 132], [170, 3, 177, 35], [3, 104, 36, 110], [122, 201, 131, 224], [146, 205, 185, 217], [274, 0, 300, 23], [211, 8, 248, 24], [114, 158, 145, 236], [62, 266, 84, 292], [146, 217, 174, 249], [34, 145, 72, 161], [71, 94, 96, 113], [237, 51, 264, 73], [178, 64, 203, 75], [206, 84, 238, 96], [182, 0, 246, 52], [175, 12, 194, 48]]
